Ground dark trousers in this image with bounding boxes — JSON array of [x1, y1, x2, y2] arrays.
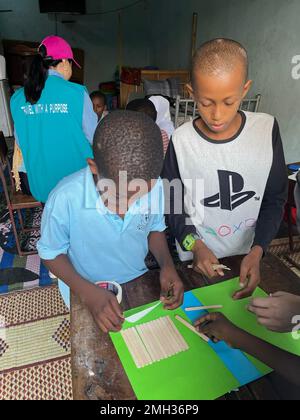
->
[[19, 172, 32, 196]]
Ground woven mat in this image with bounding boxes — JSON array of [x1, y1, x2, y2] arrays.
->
[[268, 237, 300, 278], [0, 205, 56, 294], [0, 285, 72, 400]]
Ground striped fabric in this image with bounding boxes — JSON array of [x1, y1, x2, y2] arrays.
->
[[161, 129, 170, 156]]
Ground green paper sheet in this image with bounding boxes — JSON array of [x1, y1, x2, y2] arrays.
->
[[110, 278, 300, 400]]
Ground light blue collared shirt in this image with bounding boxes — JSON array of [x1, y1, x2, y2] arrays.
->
[[37, 167, 166, 307]]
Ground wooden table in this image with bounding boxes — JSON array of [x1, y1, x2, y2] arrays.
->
[[71, 254, 300, 400]]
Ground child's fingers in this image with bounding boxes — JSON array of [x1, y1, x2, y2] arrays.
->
[[239, 266, 249, 289], [233, 285, 255, 300], [234, 271, 260, 299], [215, 267, 225, 277], [194, 313, 216, 328], [250, 297, 271, 308], [101, 316, 121, 333], [193, 263, 206, 275], [271, 291, 286, 298], [247, 305, 271, 318], [257, 317, 277, 329], [106, 306, 124, 329], [97, 320, 108, 334], [203, 261, 217, 279], [164, 297, 182, 310], [164, 300, 180, 310], [109, 298, 125, 320]]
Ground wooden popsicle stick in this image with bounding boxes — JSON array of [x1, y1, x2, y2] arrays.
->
[[136, 324, 157, 363], [137, 326, 154, 365], [159, 317, 179, 356], [185, 305, 223, 312], [122, 329, 144, 368], [168, 316, 189, 351], [127, 328, 148, 368], [163, 316, 184, 354], [156, 318, 172, 358], [132, 327, 152, 367], [187, 264, 231, 271], [166, 316, 189, 351], [147, 320, 165, 361], [175, 315, 210, 343], [151, 320, 166, 361]]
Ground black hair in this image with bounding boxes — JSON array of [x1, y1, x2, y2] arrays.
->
[[126, 98, 157, 122], [24, 45, 65, 104], [93, 110, 163, 183], [90, 91, 107, 105], [192, 38, 249, 87]]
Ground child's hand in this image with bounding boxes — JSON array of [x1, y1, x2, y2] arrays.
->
[[84, 285, 125, 334], [233, 246, 263, 300], [248, 292, 300, 333], [192, 241, 225, 278], [194, 313, 239, 346], [160, 267, 184, 310]]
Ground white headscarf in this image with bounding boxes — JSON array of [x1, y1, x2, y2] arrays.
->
[[149, 96, 175, 139]]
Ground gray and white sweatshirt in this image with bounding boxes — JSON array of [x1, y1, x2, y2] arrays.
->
[[162, 111, 288, 259]]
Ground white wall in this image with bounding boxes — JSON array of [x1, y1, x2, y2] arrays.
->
[[0, 0, 152, 91]]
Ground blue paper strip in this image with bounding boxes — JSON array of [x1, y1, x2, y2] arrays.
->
[[182, 291, 262, 386]]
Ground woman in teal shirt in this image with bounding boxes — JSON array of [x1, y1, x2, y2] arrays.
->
[[11, 35, 97, 203]]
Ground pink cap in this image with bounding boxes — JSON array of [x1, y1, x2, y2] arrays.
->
[[40, 35, 81, 68]]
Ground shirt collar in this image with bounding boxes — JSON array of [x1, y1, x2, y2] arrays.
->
[[48, 69, 64, 79]]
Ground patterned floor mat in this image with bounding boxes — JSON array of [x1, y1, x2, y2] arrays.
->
[[0, 199, 55, 293], [268, 236, 300, 278], [0, 285, 72, 400]]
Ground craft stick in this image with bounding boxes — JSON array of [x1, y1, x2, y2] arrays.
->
[[137, 324, 160, 362], [121, 329, 143, 368], [159, 317, 179, 356], [127, 328, 146, 368], [162, 316, 182, 354], [150, 321, 166, 361], [155, 318, 173, 358], [165, 317, 184, 354], [166, 316, 189, 351], [147, 320, 165, 361], [167, 317, 189, 351], [127, 329, 148, 368], [175, 315, 210, 343], [131, 327, 152, 367], [136, 324, 155, 363], [187, 264, 231, 271], [212, 264, 231, 271], [133, 329, 150, 368], [185, 305, 223, 312], [122, 318, 190, 368]]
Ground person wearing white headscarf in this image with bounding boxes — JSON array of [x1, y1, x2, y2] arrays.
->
[[149, 96, 175, 139]]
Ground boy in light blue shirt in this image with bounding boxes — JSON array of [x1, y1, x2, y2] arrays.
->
[[38, 111, 184, 334]]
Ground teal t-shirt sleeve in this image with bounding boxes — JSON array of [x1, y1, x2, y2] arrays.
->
[[37, 190, 70, 260]]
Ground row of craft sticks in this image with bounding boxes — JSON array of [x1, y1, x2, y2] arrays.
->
[[121, 316, 189, 369]]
